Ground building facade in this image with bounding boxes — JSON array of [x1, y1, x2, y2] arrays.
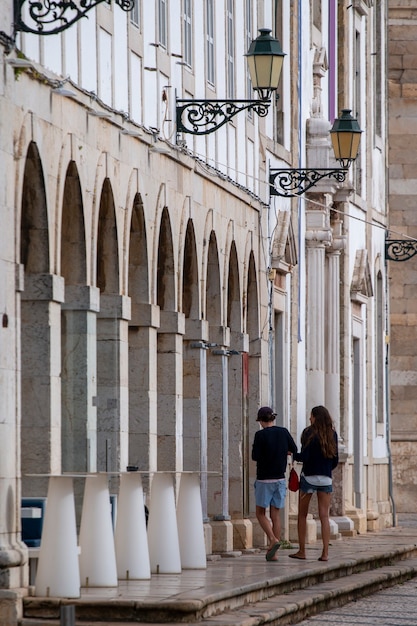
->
[[388, 0, 417, 513], [0, 0, 391, 622]]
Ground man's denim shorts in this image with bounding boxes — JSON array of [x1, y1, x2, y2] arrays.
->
[[254, 479, 286, 508], [300, 475, 333, 494]]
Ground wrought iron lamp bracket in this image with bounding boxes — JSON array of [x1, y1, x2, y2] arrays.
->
[[176, 98, 270, 136], [14, 0, 134, 36], [385, 239, 417, 262], [269, 167, 348, 198]]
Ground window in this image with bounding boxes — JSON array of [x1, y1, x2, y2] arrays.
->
[[354, 29, 362, 194], [312, 0, 321, 31], [375, 272, 384, 426], [245, 0, 252, 101], [274, 0, 284, 143], [374, 2, 382, 137], [183, 0, 192, 68], [130, 0, 139, 27], [206, 0, 215, 85], [226, 0, 234, 97], [159, 0, 167, 49]]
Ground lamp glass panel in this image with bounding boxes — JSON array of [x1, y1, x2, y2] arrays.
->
[[331, 131, 360, 161], [247, 56, 257, 86], [269, 56, 283, 89], [248, 55, 283, 90]]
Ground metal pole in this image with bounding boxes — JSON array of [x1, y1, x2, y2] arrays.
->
[[200, 348, 208, 521], [60, 605, 75, 626], [221, 352, 229, 519]]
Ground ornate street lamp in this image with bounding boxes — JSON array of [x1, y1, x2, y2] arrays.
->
[[176, 29, 285, 136], [269, 109, 362, 197], [13, 0, 134, 36], [385, 239, 417, 262]]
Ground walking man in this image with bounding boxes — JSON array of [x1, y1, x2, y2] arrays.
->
[[252, 406, 297, 561]]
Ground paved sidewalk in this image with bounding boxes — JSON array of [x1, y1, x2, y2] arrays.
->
[[22, 517, 417, 625]]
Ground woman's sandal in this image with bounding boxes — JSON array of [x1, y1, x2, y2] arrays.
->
[[289, 553, 306, 560]]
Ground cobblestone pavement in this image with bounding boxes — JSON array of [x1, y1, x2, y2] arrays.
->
[[297, 516, 417, 626], [297, 577, 417, 625]]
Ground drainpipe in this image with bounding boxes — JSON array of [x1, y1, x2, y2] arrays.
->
[[212, 348, 240, 520], [384, 256, 396, 526], [190, 340, 213, 522]]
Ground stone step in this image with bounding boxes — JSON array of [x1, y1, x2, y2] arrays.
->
[[187, 559, 417, 626], [19, 546, 417, 625]]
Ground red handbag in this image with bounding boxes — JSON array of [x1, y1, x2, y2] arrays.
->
[[288, 467, 299, 492]]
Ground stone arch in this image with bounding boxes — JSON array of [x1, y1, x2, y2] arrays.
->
[[246, 251, 259, 343], [157, 207, 175, 311], [151, 182, 167, 304], [61, 161, 87, 285], [128, 193, 149, 304], [90, 152, 109, 286], [54, 133, 81, 277], [206, 231, 221, 327], [227, 241, 241, 333], [97, 178, 120, 294], [182, 219, 199, 319], [20, 142, 49, 274]]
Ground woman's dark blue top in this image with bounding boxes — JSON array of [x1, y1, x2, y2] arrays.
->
[[294, 427, 338, 478]]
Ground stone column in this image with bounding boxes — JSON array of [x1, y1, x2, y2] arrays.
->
[[96, 294, 131, 473], [128, 303, 160, 476], [21, 273, 65, 495], [228, 331, 252, 550], [305, 211, 330, 408], [157, 310, 185, 472], [183, 319, 210, 515], [207, 326, 234, 552], [61, 285, 100, 473], [325, 224, 345, 433], [0, 263, 26, 591]]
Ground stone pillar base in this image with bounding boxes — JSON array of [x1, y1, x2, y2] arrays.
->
[[251, 518, 267, 549], [210, 520, 234, 553], [345, 508, 367, 534], [203, 523, 212, 555], [232, 519, 253, 550], [367, 509, 380, 532], [289, 513, 317, 544], [332, 515, 356, 536], [316, 518, 342, 541], [0, 588, 27, 626]]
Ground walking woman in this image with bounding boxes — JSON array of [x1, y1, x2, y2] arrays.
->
[[289, 405, 338, 562]]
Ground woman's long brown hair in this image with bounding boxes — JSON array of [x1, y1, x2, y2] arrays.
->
[[302, 405, 337, 458]]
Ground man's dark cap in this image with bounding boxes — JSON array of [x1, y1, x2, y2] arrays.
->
[[257, 406, 277, 422]]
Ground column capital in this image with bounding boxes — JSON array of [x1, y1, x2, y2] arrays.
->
[[21, 273, 65, 303], [130, 302, 160, 328], [61, 285, 100, 312], [184, 318, 210, 341], [327, 237, 346, 253], [98, 294, 131, 320], [158, 310, 185, 334], [305, 231, 332, 246], [229, 331, 249, 353], [209, 326, 230, 348]]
